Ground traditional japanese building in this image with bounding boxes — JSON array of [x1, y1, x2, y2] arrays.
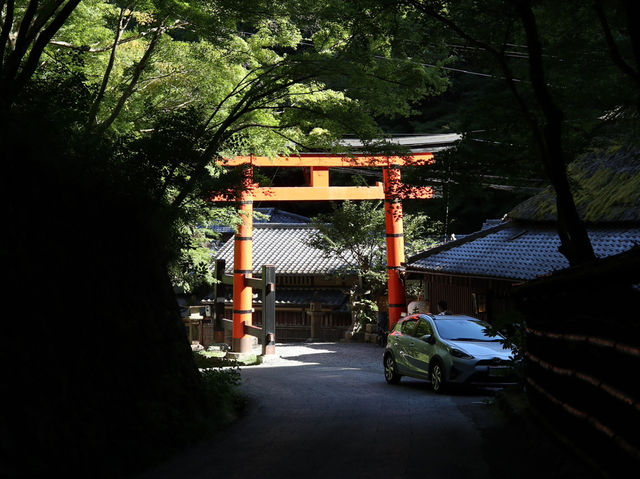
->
[[209, 223, 355, 341], [405, 145, 640, 322]]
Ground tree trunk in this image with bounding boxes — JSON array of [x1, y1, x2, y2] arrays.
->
[[411, 0, 597, 266], [515, 1, 596, 266]]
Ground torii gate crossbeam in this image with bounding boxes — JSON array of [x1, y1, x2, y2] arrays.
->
[[213, 152, 435, 353]]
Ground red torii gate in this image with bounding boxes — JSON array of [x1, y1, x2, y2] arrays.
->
[[214, 152, 434, 353]]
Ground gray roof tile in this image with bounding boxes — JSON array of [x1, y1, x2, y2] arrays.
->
[[215, 224, 351, 275], [407, 223, 640, 281]]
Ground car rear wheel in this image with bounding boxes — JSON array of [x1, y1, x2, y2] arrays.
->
[[384, 353, 401, 384], [430, 359, 446, 393]]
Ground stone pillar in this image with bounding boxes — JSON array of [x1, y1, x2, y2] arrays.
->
[[307, 301, 323, 342], [213, 259, 227, 344]]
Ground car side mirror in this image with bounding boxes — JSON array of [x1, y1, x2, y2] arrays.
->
[[421, 334, 435, 344]]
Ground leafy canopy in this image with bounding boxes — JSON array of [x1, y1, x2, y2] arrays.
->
[[0, 0, 453, 292]]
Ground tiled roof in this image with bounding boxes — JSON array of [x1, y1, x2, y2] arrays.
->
[[407, 223, 640, 281], [211, 208, 309, 233], [214, 224, 351, 275], [339, 133, 461, 153]]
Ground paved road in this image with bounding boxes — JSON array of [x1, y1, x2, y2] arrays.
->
[[136, 342, 598, 479]]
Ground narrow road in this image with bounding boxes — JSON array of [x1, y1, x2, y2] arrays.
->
[[136, 342, 598, 479]]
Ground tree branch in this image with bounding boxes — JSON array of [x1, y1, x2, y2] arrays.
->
[[409, 0, 541, 144], [270, 129, 313, 150], [7, 1, 81, 106], [0, 0, 15, 67], [593, 0, 640, 89], [2, 0, 38, 79], [12, 1, 70, 76], [94, 19, 167, 135], [224, 121, 298, 137], [49, 21, 188, 53], [200, 65, 268, 132], [86, 5, 134, 129], [511, 0, 595, 264], [11, 0, 40, 61]]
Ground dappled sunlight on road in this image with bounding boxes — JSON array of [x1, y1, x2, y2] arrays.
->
[[244, 342, 382, 371]]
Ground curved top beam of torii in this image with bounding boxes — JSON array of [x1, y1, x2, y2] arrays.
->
[[213, 152, 435, 202], [219, 151, 435, 167], [213, 151, 438, 353]]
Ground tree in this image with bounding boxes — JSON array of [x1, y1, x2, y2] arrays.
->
[[308, 200, 440, 331], [400, 0, 640, 265], [1, 2, 452, 476], [0, 0, 83, 111], [308, 201, 387, 331], [594, 0, 640, 93]]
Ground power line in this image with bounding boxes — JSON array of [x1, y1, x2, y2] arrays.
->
[[236, 30, 520, 82]]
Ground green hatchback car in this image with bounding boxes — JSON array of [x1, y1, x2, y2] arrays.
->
[[383, 313, 518, 393]]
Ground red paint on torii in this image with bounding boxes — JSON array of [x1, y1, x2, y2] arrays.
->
[[213, 152, 435, 353]]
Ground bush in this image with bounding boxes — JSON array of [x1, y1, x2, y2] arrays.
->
[[200, 366, 246, 429]]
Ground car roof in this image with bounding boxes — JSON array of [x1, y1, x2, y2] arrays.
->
[[399, 313, 481, 322], [432, 314, 480, 321]]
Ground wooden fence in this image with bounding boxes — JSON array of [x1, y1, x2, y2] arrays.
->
[[514, 246, 640, 474], [187, 309, 351, 345], [220, 307, 352, 342]]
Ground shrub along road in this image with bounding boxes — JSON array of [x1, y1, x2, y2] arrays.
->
[[136, 342, 603, 479]]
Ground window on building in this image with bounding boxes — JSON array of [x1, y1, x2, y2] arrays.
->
[[472, 293, 487, 315]]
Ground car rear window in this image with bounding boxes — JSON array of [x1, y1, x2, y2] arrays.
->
[[434, 319, 502, 341]]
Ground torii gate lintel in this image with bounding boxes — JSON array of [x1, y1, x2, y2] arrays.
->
[[214, 153, 435, 353]]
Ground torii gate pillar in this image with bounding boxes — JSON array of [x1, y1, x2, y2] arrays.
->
[[232, 168, 255, 353], [384, 167, 406, 329]]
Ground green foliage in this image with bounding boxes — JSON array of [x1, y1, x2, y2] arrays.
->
[[308, 200, 442, 284], [0, 3, 449, 475], [200, 364, 241, 389], [168, 224, 217, 294], [350, 296, 379, 327], [308, 200, 385, 330], [308, 200, 387, 279], [6, 0, 453, 293], [308, 200, 441, 330], [404, 212, 443, 255], [199, 365, 246, 429], [488, 308, 527, 362]]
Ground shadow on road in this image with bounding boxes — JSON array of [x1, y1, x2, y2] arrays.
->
[[136, 342, 606, 479]]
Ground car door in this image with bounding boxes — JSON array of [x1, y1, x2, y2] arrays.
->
[[394, 317, 419, 372], [411, 317, 435, 376]]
